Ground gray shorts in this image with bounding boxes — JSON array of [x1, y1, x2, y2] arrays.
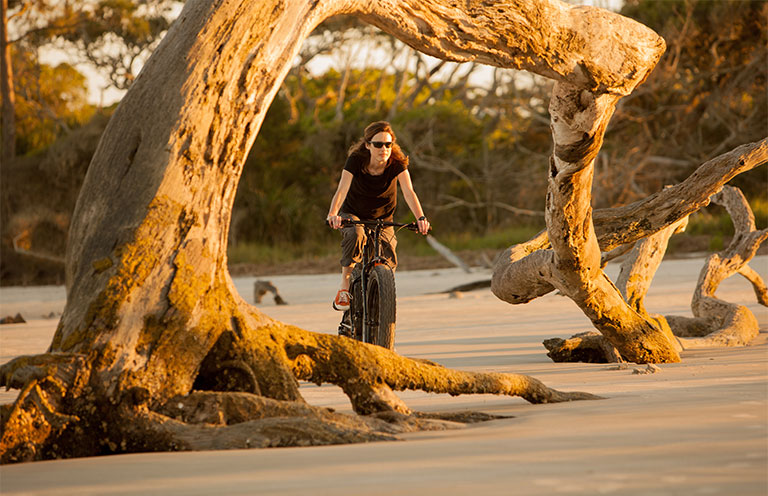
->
[[339, 213, 397, 270]]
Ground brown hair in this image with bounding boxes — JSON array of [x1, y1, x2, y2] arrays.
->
[[347, 121, 409, 169]]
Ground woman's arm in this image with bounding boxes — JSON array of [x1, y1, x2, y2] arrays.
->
[[327, 170, 353, 229], [398, 170, 430, 235]]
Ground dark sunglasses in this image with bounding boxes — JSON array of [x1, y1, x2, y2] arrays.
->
[[368, 141, 393, 149]]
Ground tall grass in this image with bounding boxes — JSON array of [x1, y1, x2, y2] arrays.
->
[[228, 198, 766, 265], [228, 224, 545, 264], [675, 197, 767, 252], [227, 241, 337, 265]]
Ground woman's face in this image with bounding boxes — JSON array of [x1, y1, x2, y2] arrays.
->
[[366, 131, 393, 164]]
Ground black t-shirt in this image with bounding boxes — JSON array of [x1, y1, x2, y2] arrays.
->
[[341, 153, 407, 221]]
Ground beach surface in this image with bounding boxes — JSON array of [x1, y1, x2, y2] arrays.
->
[[1, 256, 767, 495]]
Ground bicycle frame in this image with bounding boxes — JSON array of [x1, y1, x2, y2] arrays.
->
[[341, 219, 418, 343]]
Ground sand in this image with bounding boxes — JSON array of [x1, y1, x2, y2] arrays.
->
[[0, 256, 766, 495]]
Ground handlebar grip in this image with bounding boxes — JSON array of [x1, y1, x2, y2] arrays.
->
[[326, 218, 353, 227]]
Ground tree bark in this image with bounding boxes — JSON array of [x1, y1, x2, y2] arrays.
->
[[492, 79, 682, 363], [667, 186, 767, 348], [493, 140, 767, 362], [544, 182, 766, 363], [7, 0, 659, 463], [1, 0, 15, 164]]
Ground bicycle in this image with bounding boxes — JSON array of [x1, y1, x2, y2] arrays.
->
[[335, 218, 421, 350]]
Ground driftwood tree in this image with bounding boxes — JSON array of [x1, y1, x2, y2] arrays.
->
[[492, 131, 767, 363], [0, 0, 763, 463], [543, 183, 767, 363], [1, 0, 648, 463], [662, 186, 768, 347]]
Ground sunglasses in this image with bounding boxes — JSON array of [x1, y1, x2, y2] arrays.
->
[[368, 141, 393, 149]]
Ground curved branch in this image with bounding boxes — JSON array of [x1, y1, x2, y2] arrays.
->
[[491, 230, 556, 304], [593, 139, 768, 251], [737, 264, 768, 306], [353, 0, 665, 96], [669, 186, 768, 348], [616, 216, 689, 317]]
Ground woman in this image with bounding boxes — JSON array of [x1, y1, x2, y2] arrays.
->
[[327, 121, 430, 311]]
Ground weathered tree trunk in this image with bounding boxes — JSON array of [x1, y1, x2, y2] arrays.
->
[[542, 216, 689, 363], [492, 83, 683, 363], [1, 0, 15, 164], [7, 0, 669, 463]]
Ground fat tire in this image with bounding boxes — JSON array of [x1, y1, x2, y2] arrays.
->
[[349, 268, 364, 340], [366, 265, 396, 350]]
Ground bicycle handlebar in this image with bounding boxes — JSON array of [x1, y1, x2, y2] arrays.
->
[[326, 218, 423, 232]]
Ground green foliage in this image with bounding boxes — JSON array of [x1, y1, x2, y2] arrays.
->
[[606, 0, 768, 206], [227, 241, 337, 266], [10, 48, 95, 155], [1, 110, 114, 285], [7, 0, 177, 91]]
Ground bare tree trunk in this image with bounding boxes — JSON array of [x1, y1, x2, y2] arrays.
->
[[616, 216, 689, 320], [7, 0, 658, 462], [1, 0, 15, 164], [542, 216, 689, 364]]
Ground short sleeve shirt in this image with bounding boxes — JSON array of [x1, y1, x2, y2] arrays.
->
[[341, 154, 407, 221]]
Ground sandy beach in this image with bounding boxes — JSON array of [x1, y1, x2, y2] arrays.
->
[[1, 255, 766, 495]]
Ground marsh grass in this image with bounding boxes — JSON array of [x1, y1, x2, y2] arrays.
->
[[227, 199, 766, 268], [228, 224, 544, 265]]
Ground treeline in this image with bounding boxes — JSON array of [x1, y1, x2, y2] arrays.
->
[[1, 0, 765, 284]]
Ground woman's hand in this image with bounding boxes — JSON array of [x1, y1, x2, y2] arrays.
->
[[417, 216, 430, 235], [327, 214, 343, 229]]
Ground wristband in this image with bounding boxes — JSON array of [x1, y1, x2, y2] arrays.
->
[[418, 216, 426, 221]]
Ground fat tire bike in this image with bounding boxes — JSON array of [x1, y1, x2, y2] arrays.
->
[[336, 219, 421, 350]]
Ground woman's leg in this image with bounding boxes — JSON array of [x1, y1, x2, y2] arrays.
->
[[335, 213, 365, 310], [380, 226, 398, 270], [341, 265, 354, 290]]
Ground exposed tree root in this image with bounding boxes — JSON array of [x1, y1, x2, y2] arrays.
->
[[279, 324, 601, 414], [1, 317, 598, 463], [543, 331, 623, 363]]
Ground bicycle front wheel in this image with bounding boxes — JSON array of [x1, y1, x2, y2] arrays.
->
[[365, 264, 396, 350]]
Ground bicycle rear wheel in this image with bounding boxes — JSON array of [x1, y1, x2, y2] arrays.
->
[[365, 264, 396, 350]]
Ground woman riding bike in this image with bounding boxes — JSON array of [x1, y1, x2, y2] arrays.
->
[[326, 121, 430, 312]]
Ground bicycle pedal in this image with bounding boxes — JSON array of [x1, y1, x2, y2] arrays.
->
[[338, 322, 353, 338]]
